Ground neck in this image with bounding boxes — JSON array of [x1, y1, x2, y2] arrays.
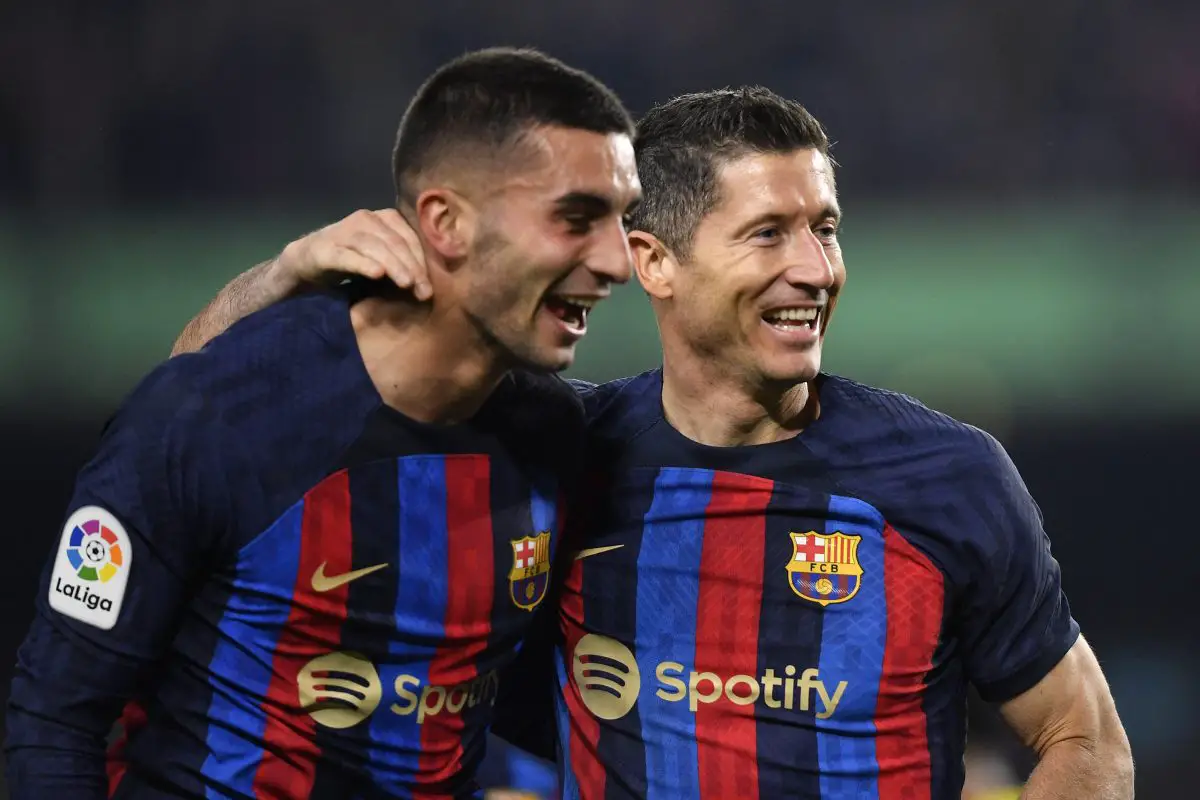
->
[[351, 296, 509, 424], [660, 348, 817, 448]]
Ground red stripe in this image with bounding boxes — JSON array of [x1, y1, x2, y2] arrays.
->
[[105, 700, 147, 797], [413, 456, 495, 795], [875, 524, 943, 800], [560, 555, 606, 800], [694, 471, 772, 800], [252, 471, 353, 798]]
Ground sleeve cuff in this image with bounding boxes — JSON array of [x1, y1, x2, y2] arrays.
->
[[974, 623, 1081, 703]]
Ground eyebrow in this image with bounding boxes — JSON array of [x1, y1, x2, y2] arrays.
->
[[554, 191, 641, 217]]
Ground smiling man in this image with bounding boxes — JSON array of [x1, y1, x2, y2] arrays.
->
[[540, 88, 1131, 800], [162, 87, 1132, 800], [5, 47, 641, 800]]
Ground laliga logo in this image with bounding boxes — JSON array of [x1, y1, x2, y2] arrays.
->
[[49, 506, 133, 630]]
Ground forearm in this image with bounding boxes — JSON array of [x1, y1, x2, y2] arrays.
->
[[171, 257, 299, 356], [1021, 738, 1134, 800]]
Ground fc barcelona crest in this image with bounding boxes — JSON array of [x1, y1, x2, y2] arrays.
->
[[509, 531, 552, 611], [786, 531, 864, 606]]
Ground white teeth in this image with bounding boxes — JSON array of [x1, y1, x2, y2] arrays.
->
[[764, 307, 818, 322], [556, 295, 598, 310]]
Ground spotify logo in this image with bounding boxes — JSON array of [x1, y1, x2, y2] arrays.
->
[[298, 652, 384, 729], [297, 651, 500, 729], [572, 634, 641, 720], [569, 636, 851, 722]]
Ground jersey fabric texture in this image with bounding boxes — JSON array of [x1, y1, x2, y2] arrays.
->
[[499, 368, 1078, 800], [6, 290, 584, 800]]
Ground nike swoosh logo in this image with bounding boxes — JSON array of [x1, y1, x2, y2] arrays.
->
[[311, 561, 389, 592], [574, 545, 625, 561]]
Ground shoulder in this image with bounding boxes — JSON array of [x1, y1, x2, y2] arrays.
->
[[101, 357, 220, 450], [819, 373, 1004, 472], [101, 291, 380, 500], [573, 369, 663, 436], [91, 294, 386, 543], [497, 370, 587, 432], [816, 375, 1032, 559], [177, 290, 357, 386], [165, 291, 379, 441]]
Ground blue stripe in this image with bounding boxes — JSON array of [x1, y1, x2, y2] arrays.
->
[[530, 475, 558, 584], [635, 467, 711, 800], [816, 495, 888, 800], [530, 476, 557, 534], [201, 504, 305, 797], [364, 456, 450, 792], [554, 654, 582, 800]]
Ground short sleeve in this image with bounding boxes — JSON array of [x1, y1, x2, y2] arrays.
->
[[956, 434, 1080, 703]]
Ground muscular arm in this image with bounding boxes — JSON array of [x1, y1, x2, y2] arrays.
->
[[950, 434, 1132, 798], [1000, 637, 1134, 800], [171, 209, 430, 356]]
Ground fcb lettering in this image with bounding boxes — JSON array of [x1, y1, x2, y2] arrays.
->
[[786, 531, 864, 606], [509, 531, 552, 610]]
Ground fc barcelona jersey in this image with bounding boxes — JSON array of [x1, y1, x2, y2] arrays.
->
[[540, 369, 1078, 800], [5, 291, 581, 799]]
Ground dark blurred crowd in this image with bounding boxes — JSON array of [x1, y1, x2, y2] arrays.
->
[[3, 0, 1197, 213]]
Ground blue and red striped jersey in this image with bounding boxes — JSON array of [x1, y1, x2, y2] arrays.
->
[[5, 290, 580, 800], [537, 368, 1078, 800]]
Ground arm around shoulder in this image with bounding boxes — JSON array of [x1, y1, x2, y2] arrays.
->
[[171, 209, 430, 356], [171, 257, 294, 355]]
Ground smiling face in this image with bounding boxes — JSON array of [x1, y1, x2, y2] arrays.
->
[[454, 126, 642, 372], [646, 148, 845, 388]]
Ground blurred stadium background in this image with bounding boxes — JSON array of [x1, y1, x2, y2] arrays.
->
[[1, 2, 1196, 797]]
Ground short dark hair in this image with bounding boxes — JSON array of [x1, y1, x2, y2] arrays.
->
[[392, 47, 634, 205], [630, 87, 832, 259]]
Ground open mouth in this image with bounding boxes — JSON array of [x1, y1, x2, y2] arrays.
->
[[762, 306, 820, 332], [544, 294, 599, 333]]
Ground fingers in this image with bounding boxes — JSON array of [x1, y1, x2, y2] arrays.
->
[[298, 236, 387, 283], [280, 209, 432, 301], [345, 231, 417, 290], [362, 209, 432, 301]]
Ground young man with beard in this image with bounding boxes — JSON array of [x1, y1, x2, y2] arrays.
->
[[6, 47, 640, 800]]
